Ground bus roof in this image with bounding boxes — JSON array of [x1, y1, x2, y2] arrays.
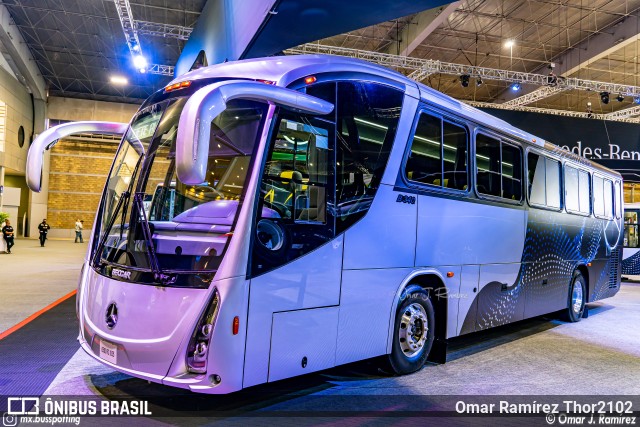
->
[[170, 54, 620, 179]]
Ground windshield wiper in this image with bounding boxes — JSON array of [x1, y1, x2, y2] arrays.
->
[[93, 190, 131, 268], [132, 192, 176, 285]]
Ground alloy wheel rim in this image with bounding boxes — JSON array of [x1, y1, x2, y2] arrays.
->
[[398, 303, 428, 357], [572, 280, 584, 314]]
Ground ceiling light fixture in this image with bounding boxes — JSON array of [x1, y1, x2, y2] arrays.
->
[[110, 76, 128, 85], [460, 74, 470, 87], [511, 82, 521, 92], [616, 93, 625, 102], [504, 40, 515, 48], [600, 91, 610, 104], [476, 77, 483, 87], [133, 55, 148, 73]]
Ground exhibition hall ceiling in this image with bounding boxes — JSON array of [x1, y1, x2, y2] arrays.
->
[[1, 0, 205, 103], [2, 0, 640, 117]]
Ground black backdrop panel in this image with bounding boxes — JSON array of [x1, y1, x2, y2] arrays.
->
[[479, 108, 640, 182]]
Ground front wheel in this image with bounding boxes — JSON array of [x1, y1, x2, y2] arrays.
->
[[388, 285, 435, 375], [562, 271, 587, 322]]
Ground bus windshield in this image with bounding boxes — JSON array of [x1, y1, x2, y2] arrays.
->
[[94, 98, 268, 286]]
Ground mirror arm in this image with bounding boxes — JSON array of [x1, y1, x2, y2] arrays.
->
[[27, 121, 128, 192], [175, 80, 334, 185]]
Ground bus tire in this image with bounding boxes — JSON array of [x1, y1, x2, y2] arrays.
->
[[562, 271, 586, 322], [388, 285, 435, 375]]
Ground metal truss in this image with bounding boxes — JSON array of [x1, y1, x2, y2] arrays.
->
[[113, 0, 143, 58], [148, 64, 175, 76], [603, 105, 640, 120], [135, 21, 193, 41], [465, 101, 640, 124], [287, 43, 640, 98], [502, 86, 566, 106]]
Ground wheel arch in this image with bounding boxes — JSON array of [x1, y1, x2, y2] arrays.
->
[[386, 269, 448, 356]]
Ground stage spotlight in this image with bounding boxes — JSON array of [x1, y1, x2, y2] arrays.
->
[[600, 91, 610, 104], [616, 93, 625, 102], [476, 77, 483, 87], [634, 96, 640, 104], [460, 74, 470, 87], [586, 101, 593, 118], [511, 82, 521, 92], [547, 72, 557, 87]]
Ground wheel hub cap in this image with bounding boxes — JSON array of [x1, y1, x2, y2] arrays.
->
[[572, 281, 584, 314], [398, 303, 428, 358]]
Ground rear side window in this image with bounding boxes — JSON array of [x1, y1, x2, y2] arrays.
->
[[475, 133, 522, 201], [404, 111, 468, 191], [593, 176, 614, 219], [527, 152, 561, 209], [565, 165, 590, 215]]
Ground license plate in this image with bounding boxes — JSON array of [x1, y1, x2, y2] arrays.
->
[[99, 339, 118, 364]]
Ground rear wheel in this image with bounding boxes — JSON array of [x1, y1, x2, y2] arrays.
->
[[388, 285, 435, 375], [562, 271, 586, 322]]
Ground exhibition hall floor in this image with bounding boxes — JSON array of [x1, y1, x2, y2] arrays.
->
[[1, 239, 639, 422]]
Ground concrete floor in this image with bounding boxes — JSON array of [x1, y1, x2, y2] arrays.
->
[[2, 242, 640, 424], [0, 238, 87, 333]]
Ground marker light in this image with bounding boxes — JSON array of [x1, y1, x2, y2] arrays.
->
[[164, 80, 192, 93], [304, 76, 317, 85], [256, 79, 275, 85], [110, 76, 128, 85], [447, 272, 455, 278], [233, 316, 240, 335]]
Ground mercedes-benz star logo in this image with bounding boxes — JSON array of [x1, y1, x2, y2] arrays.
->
[[105, 302, 118, 329]]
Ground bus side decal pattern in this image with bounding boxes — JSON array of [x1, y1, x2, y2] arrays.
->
[[460, 212, 621, 334], [621, 251, 640, 275]]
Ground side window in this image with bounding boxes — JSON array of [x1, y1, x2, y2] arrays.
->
[[404, 113, 441, 185], [578, 170, 591, 214], [476, 134, 501, 197], [476, 133, 522, 201], [252, 112, 335, 276], [593, 175, 605, 217], [604, 179, 614, 219], [335, 81, 404, 233], [527, 152, 546, 205], [252, 80, 405, 276], [564, 165, 579, 212], [527, 153, 560, 209], [404, 113, 468, 191], [615, 180, 622, 219], [545, 158, 561, 208]]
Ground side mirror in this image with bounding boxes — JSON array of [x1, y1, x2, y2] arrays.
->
[[175, 80, 334, 185], [26, 121, 128, 192]]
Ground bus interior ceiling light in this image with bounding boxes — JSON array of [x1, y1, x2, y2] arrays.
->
[[460, 74, 470, 87], [110, 76, 128, 85], [600, 91, 610, 104], [511, 82, 521, 92]]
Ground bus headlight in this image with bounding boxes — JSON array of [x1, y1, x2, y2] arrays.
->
[[186, 289, 220, 374]]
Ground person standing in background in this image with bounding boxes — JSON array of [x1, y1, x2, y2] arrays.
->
[[2, 218, 15, 254], [75, 219, 84, 243], [38, 218, 50, 247]]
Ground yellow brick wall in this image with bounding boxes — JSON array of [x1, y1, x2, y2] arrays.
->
[[47, 139, 119, 229]]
